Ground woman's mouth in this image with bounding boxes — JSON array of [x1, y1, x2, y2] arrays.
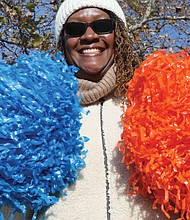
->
[[79, 48, 104, 54]]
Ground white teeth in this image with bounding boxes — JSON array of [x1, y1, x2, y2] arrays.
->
[[82, 48, 101, 54]]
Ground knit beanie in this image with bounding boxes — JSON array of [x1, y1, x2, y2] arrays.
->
[[55, 0, 126, 42]]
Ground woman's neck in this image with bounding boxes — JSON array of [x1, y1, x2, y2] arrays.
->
[[75, 70, 104, 82]]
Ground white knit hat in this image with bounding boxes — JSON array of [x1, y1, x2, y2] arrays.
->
[[55, 0, 126, 42]]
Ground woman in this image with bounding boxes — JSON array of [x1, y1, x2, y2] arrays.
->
[[1, 0, 177, 219], [38, 0, 178, 219]]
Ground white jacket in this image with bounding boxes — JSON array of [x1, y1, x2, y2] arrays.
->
[[37, 98, 178, 220], [2, 98, 179, 220]]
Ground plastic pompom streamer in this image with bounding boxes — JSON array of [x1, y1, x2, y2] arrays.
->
[[118, 50, 190, 219], [0, 52, 87, 219]]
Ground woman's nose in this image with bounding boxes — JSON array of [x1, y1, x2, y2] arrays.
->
[[80, 26, 99, 41]]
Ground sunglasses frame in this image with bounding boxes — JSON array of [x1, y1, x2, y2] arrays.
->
[[64, 19, 115, 37]]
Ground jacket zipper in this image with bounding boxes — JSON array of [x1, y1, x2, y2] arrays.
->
[[100, 100, 111, 220]]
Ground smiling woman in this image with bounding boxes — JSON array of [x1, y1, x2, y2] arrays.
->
[[63, 8, 115, 81], [36, 0, 170, 220], [37, 0, 177, 220], [56, 0, 139, 105]]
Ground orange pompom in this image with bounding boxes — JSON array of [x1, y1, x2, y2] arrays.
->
[[118, 50, 190, 219]]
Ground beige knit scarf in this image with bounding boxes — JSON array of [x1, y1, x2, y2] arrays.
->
[[78, 66, 116, 105]]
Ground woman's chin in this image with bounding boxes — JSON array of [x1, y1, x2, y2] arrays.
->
[[76, 68, 105, 82]]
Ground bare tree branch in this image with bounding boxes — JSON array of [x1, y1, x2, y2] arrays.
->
[[130, 15, 190, 31]]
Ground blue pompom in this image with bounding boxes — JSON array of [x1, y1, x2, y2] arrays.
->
[[0, 52, 87, 219]]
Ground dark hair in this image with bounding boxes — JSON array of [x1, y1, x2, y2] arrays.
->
[[110, 12, 140, 100]]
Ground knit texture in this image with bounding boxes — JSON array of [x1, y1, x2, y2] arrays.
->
[[55, 0, 126, 42], [78, 65, 116, 105]]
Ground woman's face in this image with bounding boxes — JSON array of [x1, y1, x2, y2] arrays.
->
[[63, 8, 115, 82]]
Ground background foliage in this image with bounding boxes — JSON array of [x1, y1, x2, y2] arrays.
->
[[0, 0, 189, 63]]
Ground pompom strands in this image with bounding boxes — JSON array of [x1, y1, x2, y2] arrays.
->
[[118, 50, 190, 219], [0, 52, 87, 219]]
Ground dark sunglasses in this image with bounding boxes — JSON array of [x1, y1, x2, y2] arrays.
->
[[64, 19, 115, 37]]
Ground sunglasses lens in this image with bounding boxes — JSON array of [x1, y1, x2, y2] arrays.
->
[[92, 19, 115, 34], [65, 22, 86, 37]]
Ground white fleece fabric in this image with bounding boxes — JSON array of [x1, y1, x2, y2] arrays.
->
[[37, 98, 178, 220], [2, 98, 179, 220]]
